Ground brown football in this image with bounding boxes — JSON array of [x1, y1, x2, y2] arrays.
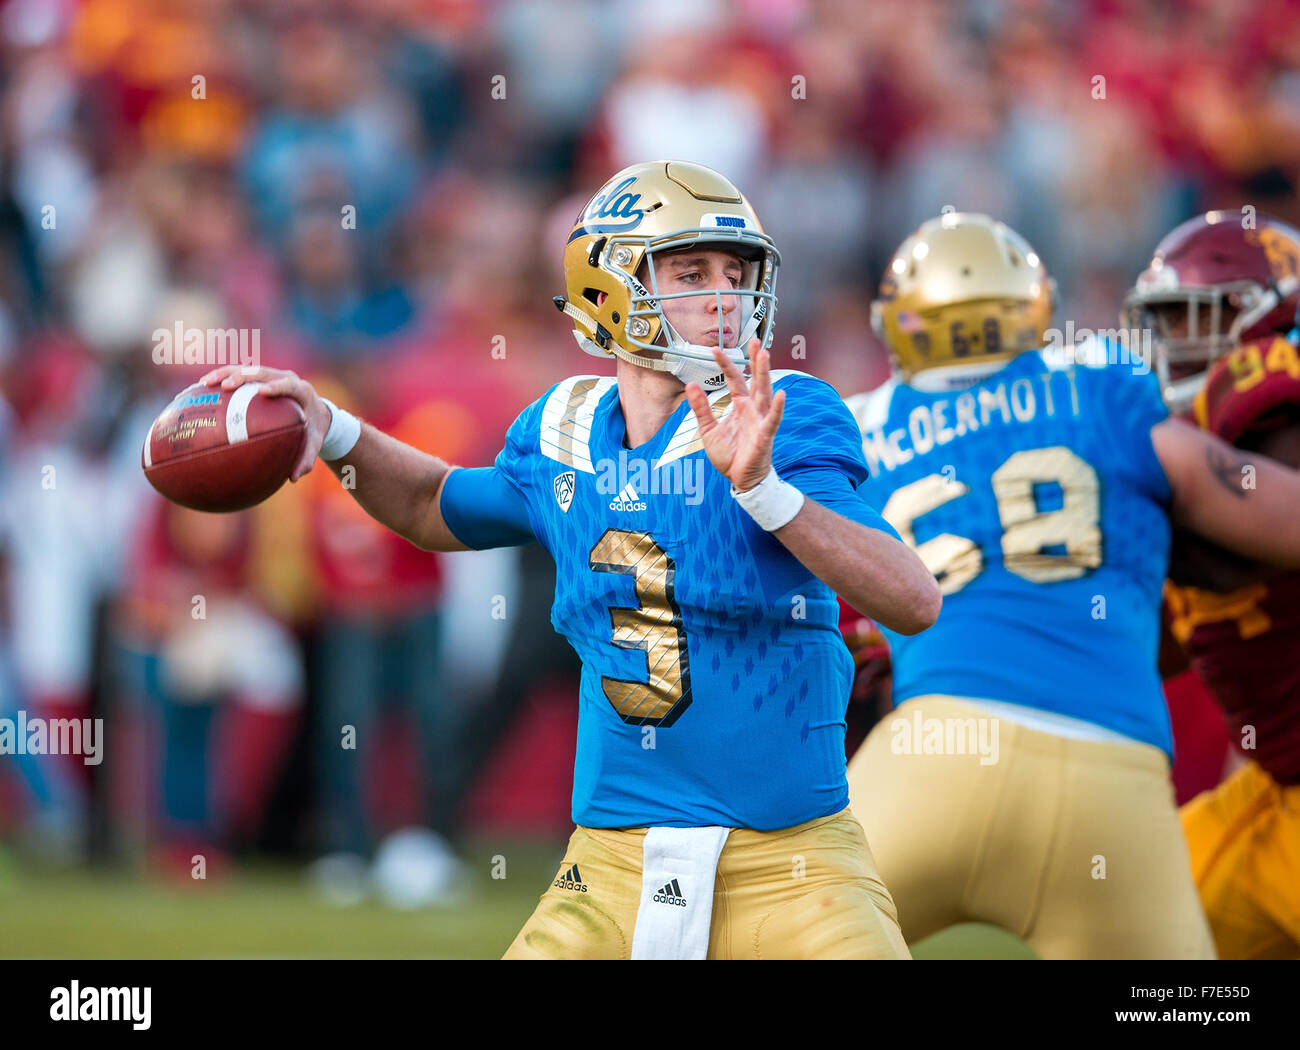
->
[[142, 382, 307, 512]]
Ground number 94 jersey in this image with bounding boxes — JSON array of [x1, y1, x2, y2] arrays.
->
[[847, 349, 1173, 752], [482, 371, 895, 831]]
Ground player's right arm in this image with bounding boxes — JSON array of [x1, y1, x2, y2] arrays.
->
[[330, 419, 468, 552], [200, 366, 522, 553], [1153, 416, 1300, 569]]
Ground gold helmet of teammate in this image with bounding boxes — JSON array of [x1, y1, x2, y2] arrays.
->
[[872, 212, 1055, 383], [556, 160, 780, 390]]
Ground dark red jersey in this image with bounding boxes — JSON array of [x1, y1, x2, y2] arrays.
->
[[1166, 336, 1300, 784]]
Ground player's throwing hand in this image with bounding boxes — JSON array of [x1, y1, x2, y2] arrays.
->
[[199, 365, 332, 481], [685, 340, 786, 493]]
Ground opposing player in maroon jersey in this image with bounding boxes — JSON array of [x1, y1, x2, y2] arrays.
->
[[1124, 210, 1300, 958]]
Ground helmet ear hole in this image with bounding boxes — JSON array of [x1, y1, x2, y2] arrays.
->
[[582, 288, 601, 307]]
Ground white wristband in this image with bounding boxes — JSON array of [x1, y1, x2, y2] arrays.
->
[[731, 467, 805, 531], [317, 397, 362, 461]]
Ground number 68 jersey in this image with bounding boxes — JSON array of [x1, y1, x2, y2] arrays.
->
[[440, 370, 897, 830], [847, 349, 1174, 752]]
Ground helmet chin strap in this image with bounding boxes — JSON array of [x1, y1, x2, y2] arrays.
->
[[559, 297, 743, 391], [652, 307, 749, 389], [609, 340, 739, 391]]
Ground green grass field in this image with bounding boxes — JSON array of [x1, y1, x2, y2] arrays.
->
[[0, 840, 1033, 959]]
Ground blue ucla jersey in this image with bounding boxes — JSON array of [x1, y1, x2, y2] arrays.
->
[[441, 371, 897, 830], [847, 349, 1174, 752]]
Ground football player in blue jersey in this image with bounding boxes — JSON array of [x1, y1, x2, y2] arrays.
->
[[842, 212, 1300, 959], [200, 160, 940, 959]]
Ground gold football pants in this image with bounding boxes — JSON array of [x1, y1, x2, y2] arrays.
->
[[1182, 759, 1300, 959], [503, 807, 910, 959], [847, 696, 1215, 959]]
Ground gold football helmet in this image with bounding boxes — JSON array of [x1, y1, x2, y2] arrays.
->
[[872, 212, 1055, 382], [556, 160, 779, 389]]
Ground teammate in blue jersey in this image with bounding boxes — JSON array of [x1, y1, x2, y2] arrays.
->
[[201, 160, 939, 959], [843, 212, 1300, 958]]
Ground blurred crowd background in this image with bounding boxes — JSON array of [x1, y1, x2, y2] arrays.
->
[[2, 0, 1299, 907]]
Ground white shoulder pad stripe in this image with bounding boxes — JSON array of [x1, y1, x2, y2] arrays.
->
[[539, 375, 616, 474], [844, 379, 898, 434], [654, 386, 734, 469], [768, 368, 812, 386]]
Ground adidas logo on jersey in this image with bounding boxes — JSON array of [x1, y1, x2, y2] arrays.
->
[[554, 863, 588, 892], [608, 482, 646, 512], [652, 878, 686, 907]]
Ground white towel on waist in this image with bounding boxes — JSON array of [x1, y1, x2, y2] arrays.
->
[[631, 826, 731, 960]]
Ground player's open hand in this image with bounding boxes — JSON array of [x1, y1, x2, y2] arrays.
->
[[684, 339, 786, 492], [199, 365, 331, 481]]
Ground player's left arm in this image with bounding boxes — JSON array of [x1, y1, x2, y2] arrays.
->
[[766, 494, 939, 634], [686, 345, 941, 636], [1154, 415, 1300, 568]]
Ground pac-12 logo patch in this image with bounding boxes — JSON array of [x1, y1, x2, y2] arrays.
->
[[554, 471, 576, 513]]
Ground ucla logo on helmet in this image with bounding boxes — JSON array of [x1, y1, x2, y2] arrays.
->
[[578, 176, 645, 236]]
